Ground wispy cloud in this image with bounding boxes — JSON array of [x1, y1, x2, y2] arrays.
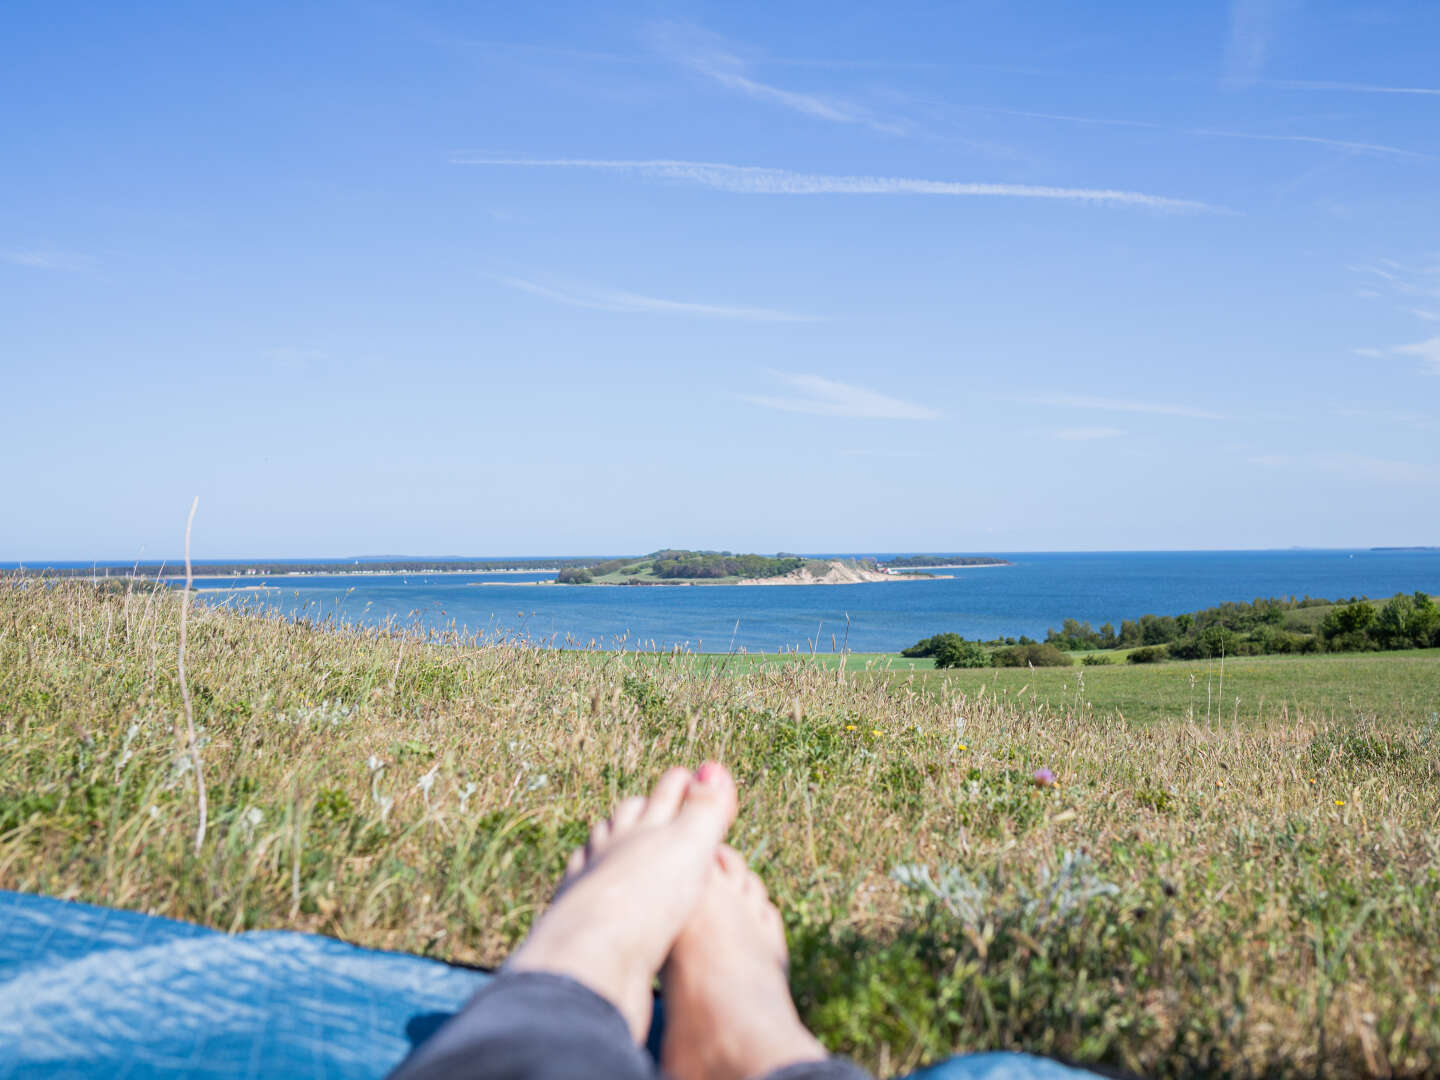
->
[[933, 102, 1163, 131], [1252, 452, 1439, 485], [928, 101, 1427, 159], [1025, 393, 1228, 420], [1353, 336, 1440, 375], [1392, 337, 1440, 375], [453, 157, 1226, 214], [1223, 0, 1297, 88], [494, 276, 815, 323], [1054, 426, 1124, 441], [647, 21, 908, 136], [743, 372, 940, 420], [1348, 260, 1440, 332], [1191, 128, 1429, 160], [1349, 258, 1440, 369], [1334, 406, 1435, 431], [1, 250, 95, 271], [1336, 406, 1428, 432], [1273, 79, 1440, 96]]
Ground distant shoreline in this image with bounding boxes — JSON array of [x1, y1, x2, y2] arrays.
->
[[881, 563, 1009, 572], [172, 568, 553, 581], [467, 573, 957, 588]]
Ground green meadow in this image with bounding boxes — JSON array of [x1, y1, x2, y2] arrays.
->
[[3, 578, 1438, 1079]]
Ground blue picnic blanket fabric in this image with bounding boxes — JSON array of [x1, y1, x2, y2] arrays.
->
[[0, 890, 1094, 1080]]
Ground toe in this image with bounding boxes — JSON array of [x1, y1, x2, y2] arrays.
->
[[639, 766, 693, 824], [610, 795, 648, 834], [585, 818, 612, 858], [565, 846, 587, 879], [715, 843, 748, 878], [673, 762, 738, 843], [743, 868, 768, 900]]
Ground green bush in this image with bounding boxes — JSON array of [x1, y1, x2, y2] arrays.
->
[[933, 636, 988, 669], [992, 642, 1072, 668], [1080, 653, 1112, 665], [901, 633, 960, 659], [1371, 592, 1440, 649], [1320, 602, 1375, 641], [1127, 645, 1167, 664]]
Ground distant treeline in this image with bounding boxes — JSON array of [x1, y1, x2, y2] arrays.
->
[[20, 558, 605, 578], [902, 592, 1440, 668], [1042, 596, 1434, 665], [1043, 593, 1440, 658], [649, 550, 806, 580], [883, 555, 1009, 568], [555, 549, 809, 584]]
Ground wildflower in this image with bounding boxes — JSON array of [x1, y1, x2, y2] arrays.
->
[[1334, 799, 1345, 806], [458, 782, 477, 814], [872, 728, 883, 737], [417, 766, 438, 800], [239, 806, 264, 844], [366, 755, 385, 774], [846, 724, 857, 731], [957, 743, 968, 751], [377, 794, 394, 824], [1308, 778, 1316, 784], [1033, 767, 1056, 788]]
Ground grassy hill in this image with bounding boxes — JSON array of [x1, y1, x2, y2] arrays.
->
[[3, 578, 1437, 1078]]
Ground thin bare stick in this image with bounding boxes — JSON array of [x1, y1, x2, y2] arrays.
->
[[177, 496, 208, 855]]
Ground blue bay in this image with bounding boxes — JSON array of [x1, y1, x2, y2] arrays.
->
[[166, 549, 1440, 654]]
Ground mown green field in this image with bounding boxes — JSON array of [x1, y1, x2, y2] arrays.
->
[[688, 649, 1440, 727], [3, 579, 1438, 1079], [874, 650, 1440, 727]]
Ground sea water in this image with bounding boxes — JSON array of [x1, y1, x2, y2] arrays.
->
[[158, 549, 1440, 654]]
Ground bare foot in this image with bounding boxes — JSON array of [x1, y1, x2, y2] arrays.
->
[[505, 763, 738, 1043], [660, 845, 828, 1080]]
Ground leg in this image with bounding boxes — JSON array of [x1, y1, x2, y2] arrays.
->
[[660, 846, 871, 1080], [389, 970, 652, 1080]]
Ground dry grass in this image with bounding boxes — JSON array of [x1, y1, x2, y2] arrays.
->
[[2, 577, 1437, 1078]]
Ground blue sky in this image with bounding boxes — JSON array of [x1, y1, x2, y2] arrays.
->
[[2, 0, 1437, 559]]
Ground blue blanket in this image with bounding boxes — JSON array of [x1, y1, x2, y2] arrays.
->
[[0, 890, 1090, 1079]]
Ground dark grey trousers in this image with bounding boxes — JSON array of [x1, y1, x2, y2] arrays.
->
[[389, 971, 872, 1080]]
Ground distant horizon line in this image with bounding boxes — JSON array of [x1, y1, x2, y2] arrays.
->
[[4, 545, 1435, 567]]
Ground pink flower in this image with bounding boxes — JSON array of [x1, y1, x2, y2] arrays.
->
[[1033, 767, 1056, 788]]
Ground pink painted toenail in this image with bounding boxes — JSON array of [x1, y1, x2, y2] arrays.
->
[[696, 762, 721, 783]]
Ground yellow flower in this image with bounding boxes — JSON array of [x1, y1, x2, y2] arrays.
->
[[957, 743, 968, 751], [1308, 778, 1316, 784], [1334, 799, 1346, 806], [872, 729, 883, 736], [845, 724, 856, 731]]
